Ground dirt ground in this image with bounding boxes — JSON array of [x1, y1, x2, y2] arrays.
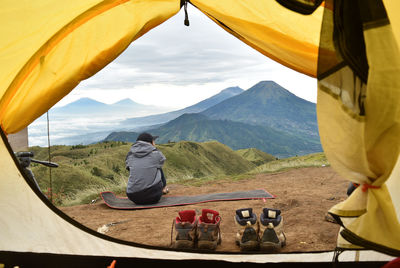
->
[[60, 166, 349, 253]]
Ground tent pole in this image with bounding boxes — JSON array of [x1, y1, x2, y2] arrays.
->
[[46, 111, 53, 203]]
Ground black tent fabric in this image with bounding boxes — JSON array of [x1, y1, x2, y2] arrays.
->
[[100, 190, 275, 210]]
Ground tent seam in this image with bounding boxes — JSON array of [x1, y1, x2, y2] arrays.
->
[[189, 2, 318, 78]]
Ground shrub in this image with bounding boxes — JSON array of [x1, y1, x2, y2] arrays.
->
[[71, 144, 87, 150], [104, 174, 114, 181], [112, 165, 121, 174], [91, 167, 102, 177]]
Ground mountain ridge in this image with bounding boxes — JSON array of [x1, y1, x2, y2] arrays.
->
[[105, 113, 322, 158], [121, 86, 244, 127]]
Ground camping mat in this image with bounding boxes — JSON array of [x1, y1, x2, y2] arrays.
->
[[100, 189, 275, 210]]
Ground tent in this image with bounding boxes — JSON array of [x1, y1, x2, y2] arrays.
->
[[0, 0, 399, 266]]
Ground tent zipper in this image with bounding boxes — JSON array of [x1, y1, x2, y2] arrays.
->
[[188, 2, 239, 37], [183, 0, 190, 26]]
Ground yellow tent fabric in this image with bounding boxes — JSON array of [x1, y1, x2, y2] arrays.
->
[[190, 0, 323, 77], [316, 0, 400, 255], [326, 34, 400, 250], [0, 0, 399, 259], [0, 0, 180, 135]]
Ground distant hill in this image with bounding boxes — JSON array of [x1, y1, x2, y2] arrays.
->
[[253, 152, 328, 174], [235, 148, 276, 166], [105, 131, 140, 143], [159, 140, 257, 178], [105, 113, 322, 158], [201, 81, 318, 139], [121, 86, 244, 127]]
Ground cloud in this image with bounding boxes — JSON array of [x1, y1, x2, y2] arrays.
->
[[82, 16, 273, 86], [60, 5, 316, 108]]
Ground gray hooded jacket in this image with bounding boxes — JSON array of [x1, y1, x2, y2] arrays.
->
[[125, 141, 166, 194]]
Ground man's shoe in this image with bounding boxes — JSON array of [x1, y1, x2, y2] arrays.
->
[[172, 210, 197, 249], [234, 208, 259, 251], [197, 209, 222, 250], [259, 208, 286, 252]]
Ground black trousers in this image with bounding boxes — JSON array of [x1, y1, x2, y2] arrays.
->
[[127, 168, 167, 205], [159, 168, 166, 188]]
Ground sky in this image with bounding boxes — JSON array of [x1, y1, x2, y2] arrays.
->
[[55, 4, 317, 110]]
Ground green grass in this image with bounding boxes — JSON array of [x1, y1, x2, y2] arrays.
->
[[157, 140, 258, 180], [235, 148, 276, 166], [251, 152, 329, 174]]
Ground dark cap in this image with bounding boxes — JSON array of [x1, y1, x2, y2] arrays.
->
[[136, 132, 159, 143]]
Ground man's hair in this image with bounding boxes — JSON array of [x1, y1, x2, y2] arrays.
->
[[136, 132, 158, 143]]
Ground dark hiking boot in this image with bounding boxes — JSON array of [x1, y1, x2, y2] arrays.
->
[[197, 209, 222, 250], [234, 208, 259, 251], [172, 210, 197, 249], [259, 208, 286, 252]]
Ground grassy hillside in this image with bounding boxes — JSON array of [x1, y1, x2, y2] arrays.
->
[[29, 140, 256, 206], [252, 152, 329, 173], [235, 148, 276, 166], [28, 141, 328, 207], [160, 140, 256, 179], [30, 141, 131, 206]]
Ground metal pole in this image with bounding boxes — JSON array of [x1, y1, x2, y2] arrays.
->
[[46, 111, 53, 203]]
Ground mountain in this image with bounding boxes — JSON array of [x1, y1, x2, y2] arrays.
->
[[186, 86, 244, 111], [28, 98, 173, 146], [55, 98, 108, 113], [28, 87, 243, 147], [105, 113, 322, 158], [121, 86, 244, 127], [104, 81, 321, 157], [51, 97, 169, 117], [201, 81, 318, 139], [30, 81, 319, 151], [112, 98, 137, 106]]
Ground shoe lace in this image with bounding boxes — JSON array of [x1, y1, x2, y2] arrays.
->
[[215, 215, 222, 238], [170, 219, 175, 247]]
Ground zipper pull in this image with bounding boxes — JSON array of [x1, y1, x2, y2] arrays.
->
[[184, 0, 190, 26]]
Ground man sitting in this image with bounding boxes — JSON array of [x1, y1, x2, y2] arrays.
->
[[125, 132, 168, 204]]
